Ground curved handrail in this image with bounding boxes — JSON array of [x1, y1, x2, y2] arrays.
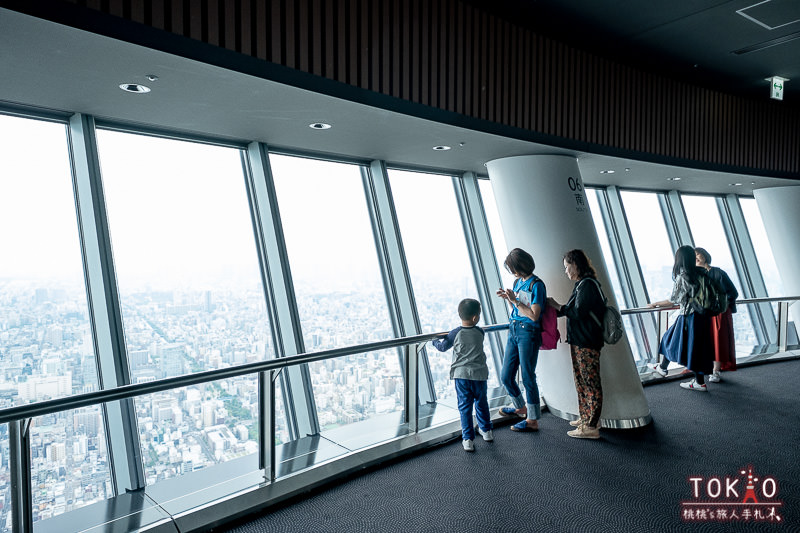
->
[[0, 296, 797, 425], [620, 295, 800, 315], [0, 324, 510, 425]]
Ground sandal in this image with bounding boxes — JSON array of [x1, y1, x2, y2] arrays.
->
[[499, 407, 523, 417], [510, 420, 538, 432]]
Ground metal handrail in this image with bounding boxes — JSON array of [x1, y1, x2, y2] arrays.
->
[[0, 324, 509, 425], [2, 296, 798, 424], [620, 295, 800, 314]]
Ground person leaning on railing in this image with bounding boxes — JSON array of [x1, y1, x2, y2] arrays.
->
[[647, 245, 714, 391]]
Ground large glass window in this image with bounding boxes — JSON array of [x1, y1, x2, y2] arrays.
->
[[620, 191, 674, 302], [740, 197, 797, 343], [96, 130, 277, 482], [270, 154, 402, 438], [682, 195, 757, 351], [0, 114, 111, 523], [740, 198, 784, 297], [389, 170, 498, 400], [478, 179, 515, 289], [587, 189, 645, 362]]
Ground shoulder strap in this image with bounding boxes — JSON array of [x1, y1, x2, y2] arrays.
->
[[580, 277, 607, 303]]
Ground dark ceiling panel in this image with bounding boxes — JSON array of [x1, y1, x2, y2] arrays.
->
[[738, 0, 800, 30]]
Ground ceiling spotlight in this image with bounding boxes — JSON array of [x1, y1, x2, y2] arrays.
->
[[119, 83, 150, 94], [309, 122, 332, 130], [433, 145, 451, 151], [146, 74, 159, 82], [729, 183, 742, 186], [600, 170, 615, 174], [667, 177, 682, 181], [624, 168, 631, 172]]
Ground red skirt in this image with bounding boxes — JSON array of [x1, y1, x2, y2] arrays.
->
[[711, 309, 737, 371]]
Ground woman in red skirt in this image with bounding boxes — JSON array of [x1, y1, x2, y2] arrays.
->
[[695, 247, 739, 382]]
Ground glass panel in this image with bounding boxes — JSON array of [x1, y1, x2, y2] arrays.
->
[[269, 154, 403, 441], [587, 189, 646, 363], [0, 114, 112, 524], [740, 198, 798, 342], [740, 198, 784, 297], [96, 130, 277, 483], [477, 179, 515, 289], [681, 195, 757, 353], [138, 379, 260, 484], [620, 191, 674, 303], [389, 170, 498, 402]]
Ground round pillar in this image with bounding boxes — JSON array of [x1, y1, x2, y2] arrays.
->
[[486, 154, 650, 428], [753, 187, 800, 308]]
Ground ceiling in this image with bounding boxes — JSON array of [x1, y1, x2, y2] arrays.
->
[[478, 0, 800, 102], [0, 6, 797, 195]]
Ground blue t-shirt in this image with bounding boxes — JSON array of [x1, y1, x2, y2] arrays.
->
[[511, 276, 546, 328]]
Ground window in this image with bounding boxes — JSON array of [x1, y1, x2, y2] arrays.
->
[[740, 198, 797, 343], [620, 191, 674, 302], [389, 170, 498, 399], [478, 179, 515, 289], [0, 114, 110, 522], [270, 154, 402, 437], [587, 189, 645, 362], [681, 195, 757, 351], [96, 130, 275, 482]]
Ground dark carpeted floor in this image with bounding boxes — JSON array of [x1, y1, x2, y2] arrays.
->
[[216, 359, 799, 532]]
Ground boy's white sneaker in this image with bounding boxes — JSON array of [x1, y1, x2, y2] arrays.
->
[[478, 429, 494, 442], [462, 439, 475, 452]]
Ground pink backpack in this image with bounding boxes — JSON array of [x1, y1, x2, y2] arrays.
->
[[532, 278, 561, 350], [540, 303, 561, 350]]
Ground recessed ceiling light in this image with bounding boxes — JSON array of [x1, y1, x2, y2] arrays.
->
[[119, 83, 150, 93], [729, 183, 742, 186], [624, 168, 631, 172], [433, 145, 451, 151], [600, 170, 615, 174], [309, 122, 332, 130], [667, 177, 682, 181]]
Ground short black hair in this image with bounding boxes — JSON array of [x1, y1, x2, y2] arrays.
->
[[504, 248, 535, 276], [458, 298, 481, 320]]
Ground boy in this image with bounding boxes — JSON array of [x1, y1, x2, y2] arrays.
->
[[431, 298, 493, 452]]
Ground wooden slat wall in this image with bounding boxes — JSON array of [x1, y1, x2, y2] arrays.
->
[[63, 0, 800, 175]]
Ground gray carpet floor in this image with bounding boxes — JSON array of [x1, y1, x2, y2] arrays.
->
[[215, 359, 799, 532]]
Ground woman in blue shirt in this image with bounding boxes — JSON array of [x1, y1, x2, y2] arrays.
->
[[496, 248, 546, 432]]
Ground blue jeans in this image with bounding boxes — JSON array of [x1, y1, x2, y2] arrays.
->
[[500, 321, 542, 420], [454, 379, 492, 441]]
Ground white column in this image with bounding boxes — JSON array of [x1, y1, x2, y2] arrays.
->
[[486, 155, 650, 427], [753, 187, 800, 306]]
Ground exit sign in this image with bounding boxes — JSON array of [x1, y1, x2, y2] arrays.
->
[[767, 76, 788, 100]]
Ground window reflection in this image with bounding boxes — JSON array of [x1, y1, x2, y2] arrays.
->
[[97, 130, 274, 482], [0, 114, 111, 522]]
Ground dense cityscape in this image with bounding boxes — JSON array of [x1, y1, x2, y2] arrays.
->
[[0, 264, 779, 527]]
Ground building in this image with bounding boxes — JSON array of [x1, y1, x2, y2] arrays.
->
[[0, 1, 798, 532]]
